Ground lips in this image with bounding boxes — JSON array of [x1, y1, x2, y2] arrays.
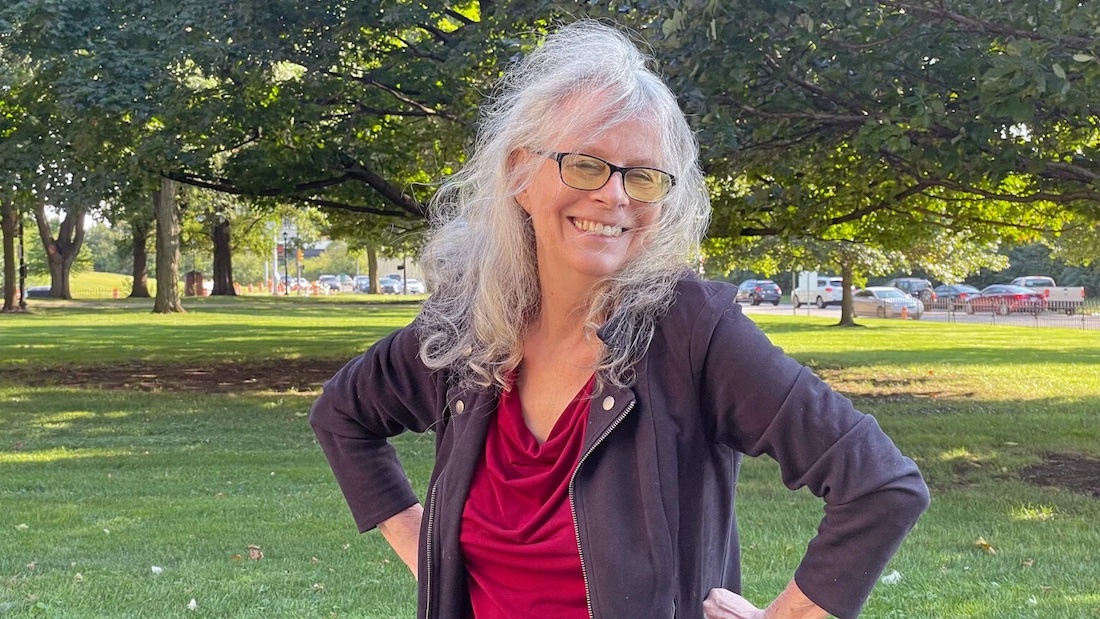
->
[[571, 217, 625, 238]]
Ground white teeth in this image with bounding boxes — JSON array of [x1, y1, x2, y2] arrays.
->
[[572, 217, 624, 237]]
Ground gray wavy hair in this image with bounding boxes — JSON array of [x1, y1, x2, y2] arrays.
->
[[417, 19, 710, 391]]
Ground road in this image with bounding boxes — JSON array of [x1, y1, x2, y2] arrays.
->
[[737, 302, 1099, 330]]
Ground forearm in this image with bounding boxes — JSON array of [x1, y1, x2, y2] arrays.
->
[[378, 503, 423, 578]]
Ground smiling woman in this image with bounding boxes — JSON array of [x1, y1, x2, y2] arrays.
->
[[309, 19, 927, 619]]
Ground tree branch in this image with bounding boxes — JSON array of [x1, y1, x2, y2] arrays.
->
[[168, 171, 355, 197], [419, 23, 451, 44], [717, 95, 869, 124], [324, 71, 445, 117], [298, 197, 411, 218], [876, 1, 1099, 49], [901, 200, 1059, 233], [819, 24, 920, 51], [738, 182, 934, 236], [444, 9, 476, 26], [344, 164, 426, 218]]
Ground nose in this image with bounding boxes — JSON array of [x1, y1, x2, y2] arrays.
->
[[593, 170, 630, 207]]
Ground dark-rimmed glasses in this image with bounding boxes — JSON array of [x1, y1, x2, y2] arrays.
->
[[540, 152, 675, 203]]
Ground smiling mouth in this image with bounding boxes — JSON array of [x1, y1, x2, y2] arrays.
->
[[571, 217, 625, 238]]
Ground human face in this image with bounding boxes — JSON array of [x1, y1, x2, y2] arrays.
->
[[517, 118, 664, 290]]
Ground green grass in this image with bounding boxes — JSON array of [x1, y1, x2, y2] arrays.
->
[[1, 301, 1099, 617], [24, 270, 429, 301], [1, 296, 424, 367], [25, 271, 151, 300]]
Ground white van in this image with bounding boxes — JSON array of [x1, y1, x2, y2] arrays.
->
[[792, 272, 846, 308]]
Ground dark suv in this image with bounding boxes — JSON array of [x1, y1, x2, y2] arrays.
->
[[885, 278, 937, 303], [735, 279, 782, 306]]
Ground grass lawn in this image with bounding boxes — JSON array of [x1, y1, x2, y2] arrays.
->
[[1, 299, 1098, 618]]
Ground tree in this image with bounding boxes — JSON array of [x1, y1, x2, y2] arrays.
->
[[0, 196, 18, 311], [0, 44, 41, 310], [1, 1, 586, 310], [657, 0, 1100, 275], [153, 177, 184, 313]]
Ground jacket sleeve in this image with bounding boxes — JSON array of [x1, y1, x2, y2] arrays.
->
[[696, 301, 930, 619], [309, 323, 446, 533]]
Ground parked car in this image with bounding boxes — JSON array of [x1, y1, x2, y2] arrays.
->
[[852, 287, 924, 319], [792, 272, 846, 308], [964, 285, 1048, 315], [317, 274, 341, 291], [378, 277, 401, 294], [355, 275, 371, 292], [933, 284, 981, 310], [26, 285, 51, 298], [1008, 276, 1085, 315], [735, 279, 782, 306], [885, 277, 937, 304], [403, 278, 426, 294]]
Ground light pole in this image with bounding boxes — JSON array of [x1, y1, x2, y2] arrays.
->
[[282, 231, 290, 295], [18, 215, 27, 310]]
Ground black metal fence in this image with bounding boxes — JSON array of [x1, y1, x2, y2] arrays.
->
[[926, 298, 1100, 330]]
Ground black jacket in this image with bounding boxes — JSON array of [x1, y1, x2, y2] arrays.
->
[[310, 277, 930, 619]]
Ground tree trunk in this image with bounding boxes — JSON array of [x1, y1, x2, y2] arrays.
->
[[210, 216, 236, 295], [129, 218, 151, 298], [153, 177, 185, 313], [33, 199, 86, 300], [1, 198, 16, 312], [367, 243, 379, 293], [837, 260, 858, 327]]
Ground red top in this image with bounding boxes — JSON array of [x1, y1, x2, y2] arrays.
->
[[459, 376, 594, 619]]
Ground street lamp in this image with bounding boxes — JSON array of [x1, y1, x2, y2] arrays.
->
[[282, 230, 290, 295], [18, 216, 27, 310]]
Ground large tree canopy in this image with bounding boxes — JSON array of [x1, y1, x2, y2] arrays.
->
[[658, 0, 1100, 244], [4, 0, 1098, 314]]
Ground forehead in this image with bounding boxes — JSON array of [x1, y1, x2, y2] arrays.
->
[[544, 89, 662, 155]]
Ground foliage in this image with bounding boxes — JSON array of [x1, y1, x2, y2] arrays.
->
[[658, 0, 1099, 274], [300, 241, 362, 282], [966, 242, 1100, 295], [82, 220, 134, 275]]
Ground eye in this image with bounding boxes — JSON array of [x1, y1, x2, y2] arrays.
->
[[626, 168, 662, 188], [565, 156, 608, 178]]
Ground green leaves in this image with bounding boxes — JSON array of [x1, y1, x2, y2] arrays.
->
[[655, 0, 1100, 277]]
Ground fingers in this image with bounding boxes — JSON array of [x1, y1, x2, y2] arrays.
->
[[702, 588, 763, 619]]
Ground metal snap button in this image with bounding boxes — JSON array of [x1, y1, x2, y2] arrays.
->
[[602, 396, 615, 411], [454, 400, 465, 414]]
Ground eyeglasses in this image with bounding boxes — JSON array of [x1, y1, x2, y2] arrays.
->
[[540, 152, 675, 203]]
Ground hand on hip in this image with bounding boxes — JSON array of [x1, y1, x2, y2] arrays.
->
[[702, 588, 766, 619]]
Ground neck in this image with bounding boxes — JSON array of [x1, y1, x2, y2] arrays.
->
[[534, 259, 598, 338], [525, 266, 605, 370]]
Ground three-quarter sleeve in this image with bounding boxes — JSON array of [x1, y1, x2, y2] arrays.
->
[[309, 324, 447, 532], [699, 303, 930, 619]]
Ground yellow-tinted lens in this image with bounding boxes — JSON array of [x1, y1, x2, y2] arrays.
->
[[560, 154, 610, 190], [624, 168, 672, 202]]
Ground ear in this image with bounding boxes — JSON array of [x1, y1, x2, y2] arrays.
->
[[508, 149, 534, 214]]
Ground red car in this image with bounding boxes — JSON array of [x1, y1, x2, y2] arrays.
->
[[964, 285, 1048, 315]]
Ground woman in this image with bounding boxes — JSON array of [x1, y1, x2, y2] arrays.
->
[[310, 20, 929, 619]]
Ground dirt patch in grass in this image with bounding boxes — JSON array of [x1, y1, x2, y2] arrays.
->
[[1019, 454, 1100, 498], [3, 359, 350, 393], [8, 363, 1099, 499]]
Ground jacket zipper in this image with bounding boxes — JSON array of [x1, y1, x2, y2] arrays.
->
[[569, 399, 636, 619], [424, 474, 440, 619]]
